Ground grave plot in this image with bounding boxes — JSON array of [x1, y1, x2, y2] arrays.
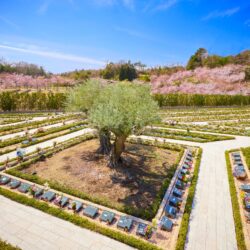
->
[[226, 149, 250, 250]]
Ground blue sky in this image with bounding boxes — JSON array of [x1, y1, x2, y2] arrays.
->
[[0, 0, 249, 73]]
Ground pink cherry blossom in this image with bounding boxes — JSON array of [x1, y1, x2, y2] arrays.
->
[[151, 64, 250, 95]]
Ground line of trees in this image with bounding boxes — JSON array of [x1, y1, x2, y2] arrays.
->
[[101, 61, 137, 81], [187, 48, 250, 70], [0, 91, 66, 111], [1, 91, 250, 112], [0, 59, 47, 76]]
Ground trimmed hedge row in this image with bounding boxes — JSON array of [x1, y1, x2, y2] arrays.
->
[[0, 120, 87, 149], [225, 151, 247, 250], [175, 148, 202, 250], [0, 114, 77, 134], [156, 123, 249, 137], [0, 124, 88, 156], [144, 128, 234, 143], [0, 187, 161, 250], [2, 91, 250, 112], [6, 137, 184, 220], [0, 91, 66, 111], [241, 147, 250, 170], [153, 93, 250, 107]]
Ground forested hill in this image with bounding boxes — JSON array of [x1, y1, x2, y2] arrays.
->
[[0, 49, 250, 95]]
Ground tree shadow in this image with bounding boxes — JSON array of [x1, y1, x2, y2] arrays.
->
[[109, 143, 171, 212]]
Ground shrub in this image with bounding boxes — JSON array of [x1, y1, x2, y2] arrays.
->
[[0, 240, 20, 250], [244, 67, 250, 81], [139, 74, 150, 82], [241, 147, 250, 170]]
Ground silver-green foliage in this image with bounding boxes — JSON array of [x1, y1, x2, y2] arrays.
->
[[65, 79, 102, 112], [89, 82, 160, 137]]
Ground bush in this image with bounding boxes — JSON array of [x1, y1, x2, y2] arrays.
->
[[0, 240, 20, 250], [101, 62, 137, 81], [244, 67, 250, 81], [203, 55, 230, 68], [139, 74, 151, 82]]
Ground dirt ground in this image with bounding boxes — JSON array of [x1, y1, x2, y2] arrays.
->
[[23, 139, 179, 211]]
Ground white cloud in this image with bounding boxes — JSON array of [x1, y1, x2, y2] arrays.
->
[[93, 0, 116, 6], [0, 16, 20, 30], [245, 19, 250, 27], [37, 0, 76, 14], [202, 7, 240, 21], [92, 0, 134, 9], [122, 0, 134, 10], [0, 44, 105, 66], [115, 26, 148, 39], [153, 0, 178, 11], [37, 0, 51, 14]]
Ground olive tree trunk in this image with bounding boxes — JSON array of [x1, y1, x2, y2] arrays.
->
[[97, 129, 111, 155], [108, 135, 127, 168]]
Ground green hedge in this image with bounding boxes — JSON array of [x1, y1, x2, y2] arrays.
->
[[6, 137, 184, 220], [153, 94, 250, 107], [0, 240, 20, 250], [1, 91, 250, 112], [0, 120, 87, 149], [0, 114, 77, 134], [0, 187, 161, 250], [0, 91, 66, 111], [175, 148, 202, 250], [144, 128, 234, 143], [225, 151, 246, 250], [241, 147, 250, 170]]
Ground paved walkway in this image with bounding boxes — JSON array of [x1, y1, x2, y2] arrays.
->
[[1, 131, 250, 250], [186, 136, 250, 250], [0, 195, 134, 250], [137, 134, 250, 250]]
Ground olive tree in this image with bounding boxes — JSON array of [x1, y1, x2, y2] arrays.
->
[[89, 82, 160, 168], [65, 79, 111, 154]]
